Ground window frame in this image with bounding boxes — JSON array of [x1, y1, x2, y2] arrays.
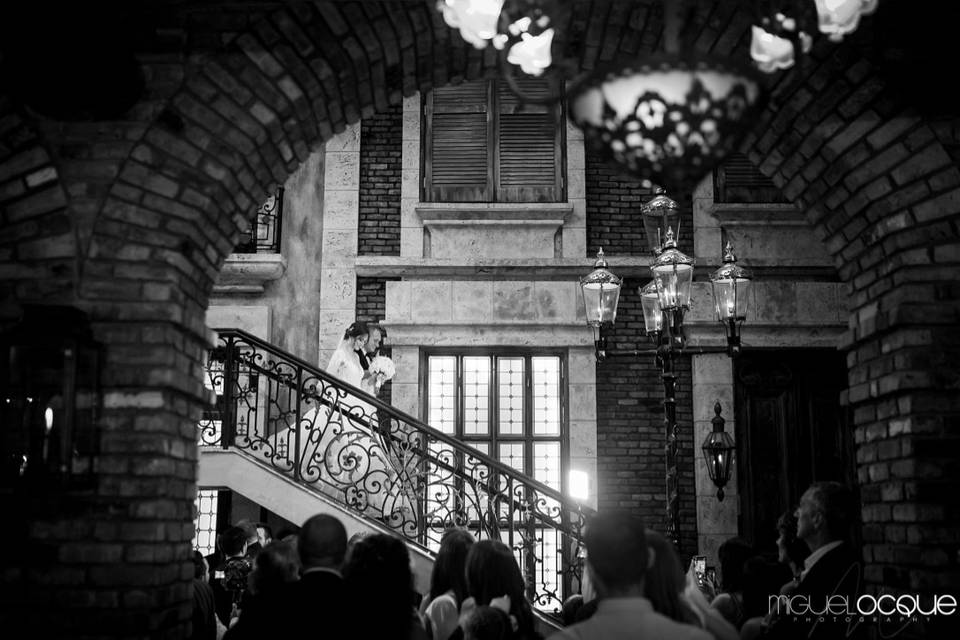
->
[[419, 348, 570, 496], [421, 78, 567, 204]]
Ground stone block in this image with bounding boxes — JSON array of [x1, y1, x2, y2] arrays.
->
[[753, 281, 798, 324], [402, 139, 420, 170], [569, 383, 597, 422], [323, 152, 359, 190], [323, 190, 359, 229], [493, 282, 537, 322], [319, 268, 356, 307], [385, 280, 412, 323], [452, 281, 493, 323], [569, 420, 597, 458], [796, 282, 841, 324], [401, 168, 419, 199], [205, 305, 271, 339], [325, 124, 361, 152], [692, 384, 734, 425], [563, 226, 587, 259], [411, 280, 453, 323], [320, 229, 358, 259], [534, 281, 579, 323], [400, 226, 423, 258], [697, 495, 738, 536], [692, 353, 732, 386], [567, 348, 597, 384]]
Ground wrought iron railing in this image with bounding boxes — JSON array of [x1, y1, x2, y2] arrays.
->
[[234, 186, 283, 254], [200, 329, 590, 616]]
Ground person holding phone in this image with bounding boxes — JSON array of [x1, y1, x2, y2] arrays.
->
[[709, 537, 753, 630]]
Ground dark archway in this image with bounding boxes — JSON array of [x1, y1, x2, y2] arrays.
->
[[1, 2, 957, 636]]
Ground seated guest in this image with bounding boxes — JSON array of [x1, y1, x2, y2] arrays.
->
[[190, 551, 217, 640], [343, 533, 428, 640], [224, 540, 299, 640], [462, 540, 541, 640], [710, 537, 753, 629], [560, 594, 583, 626], [462, 604, 513, 640], [765, 482, 863, 640], [549, 512, 710, 640], [774, 511, 810, 596], [421, 528, 475, 640]]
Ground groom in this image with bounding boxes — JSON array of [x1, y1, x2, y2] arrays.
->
[[355, 323, 385, 376]]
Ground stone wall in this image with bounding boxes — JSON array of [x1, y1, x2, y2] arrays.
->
[[358, 104, 402, 256]]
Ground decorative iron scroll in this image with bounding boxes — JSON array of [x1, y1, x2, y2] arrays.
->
[[234, 186, 283, 254], [200, 329, 590, 618]]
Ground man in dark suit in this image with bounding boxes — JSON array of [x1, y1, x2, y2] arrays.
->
[[766, 481, 863, 640], [227, 514, 348, 639]]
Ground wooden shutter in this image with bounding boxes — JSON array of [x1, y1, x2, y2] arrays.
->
[[496, 77, 563, 203], [424, 81, 493, 202], [714, 152, 787, 203]]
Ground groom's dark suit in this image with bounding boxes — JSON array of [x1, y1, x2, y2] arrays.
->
[[766, 541, 864, 640]]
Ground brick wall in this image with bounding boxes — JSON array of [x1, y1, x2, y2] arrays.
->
[[358, 105, 402, 256], [585, 150, 695, 257], [585, 151, 698, 555]]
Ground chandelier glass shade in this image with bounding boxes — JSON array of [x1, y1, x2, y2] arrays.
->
[[568, 56, 765, 192], [579, 249, 622, 327], [815, 0, 877, 42]]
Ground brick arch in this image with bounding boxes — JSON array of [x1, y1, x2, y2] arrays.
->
[[1, 1, 959, 636]]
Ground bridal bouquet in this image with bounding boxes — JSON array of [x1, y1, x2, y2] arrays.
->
[[369, 355, 396, 382]]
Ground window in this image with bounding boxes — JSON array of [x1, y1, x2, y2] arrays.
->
[[425, 352, 566, 608], [193, 489, 220, 556], [422, 78, 565, 203], [714, 152, 788, 203]]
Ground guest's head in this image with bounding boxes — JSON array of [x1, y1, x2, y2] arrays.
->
[[298, 514, 347, 570], [220, 526, 249, 559], [430, 527, 475, 604], [462, 604, 512, 640], [465, 540, 536, 637], [643, 529, 698, 625], [584, 511, 648, 598], [365, 325, 384, 355], [236, 520, 262, 558], [343, 533, 415, 638], [796, 481, 855, 548], [560, 594, 583, 626], [256, 522, 273, 547], [248, 540, 300, 595], [717, 537, 753, 593], [344, 321, 370, 351], [776, 511, 811, 571]]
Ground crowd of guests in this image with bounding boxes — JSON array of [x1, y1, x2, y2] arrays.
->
[[192, 481, 861, 640]]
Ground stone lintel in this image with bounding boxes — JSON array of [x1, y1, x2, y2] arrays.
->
[[213, 253, 286, 294], [355, 256, 652, 279]]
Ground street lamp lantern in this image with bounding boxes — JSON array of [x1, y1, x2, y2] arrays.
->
[[702, 401, 736, 501], [651, 228, 694, 349], [579, 248, 622, 328], [640, 187, 680, 255], [639, 281, 664, 336], [709, 242, 752, 356]]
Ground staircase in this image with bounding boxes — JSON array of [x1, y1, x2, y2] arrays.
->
[[198, 329, 589, 621]]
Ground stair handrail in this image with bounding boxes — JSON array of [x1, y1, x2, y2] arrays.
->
[[212, 328, 593, 516]]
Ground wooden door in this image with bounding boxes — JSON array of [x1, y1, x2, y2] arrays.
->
[[734, 349, 857, 555]]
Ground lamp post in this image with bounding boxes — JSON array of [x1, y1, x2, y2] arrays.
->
[[580, 190, 750, 552]]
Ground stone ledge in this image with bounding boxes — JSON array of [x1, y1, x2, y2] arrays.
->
[[355, 256, 652, 278], [213, 253, 286, 294], [415, 202, 574, 222]]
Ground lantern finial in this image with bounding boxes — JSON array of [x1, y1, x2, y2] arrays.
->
[[723, 242, 736, 263]]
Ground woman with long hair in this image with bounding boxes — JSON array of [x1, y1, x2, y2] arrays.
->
[[422, 528, 476, 640], [462, 540, 541, 640]]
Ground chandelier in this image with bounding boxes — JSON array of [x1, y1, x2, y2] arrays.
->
[[437, 0, 878, 190]]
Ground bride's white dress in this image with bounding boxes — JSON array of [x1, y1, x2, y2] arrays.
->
[[256, 341, 416, 529]]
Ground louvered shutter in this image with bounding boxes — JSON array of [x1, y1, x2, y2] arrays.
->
[[424, 81, 493, 202], [496, 77, 563, 202], [714, 152, 788, 203]]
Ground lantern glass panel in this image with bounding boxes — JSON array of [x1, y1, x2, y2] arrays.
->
[[702, 430, 735, 484], [652, 262, 694, 310], [640, 284, 663, 333], [581, 282, 620, 327], [712, 277, 751, 321]]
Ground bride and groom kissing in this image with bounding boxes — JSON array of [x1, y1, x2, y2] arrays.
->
[[327, 320, 395, 399]]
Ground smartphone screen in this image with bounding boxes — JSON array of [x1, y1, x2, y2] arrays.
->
[[693, 555, 706, 583]]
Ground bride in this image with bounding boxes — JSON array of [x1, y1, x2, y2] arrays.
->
[[263, 321, 415, 528]]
